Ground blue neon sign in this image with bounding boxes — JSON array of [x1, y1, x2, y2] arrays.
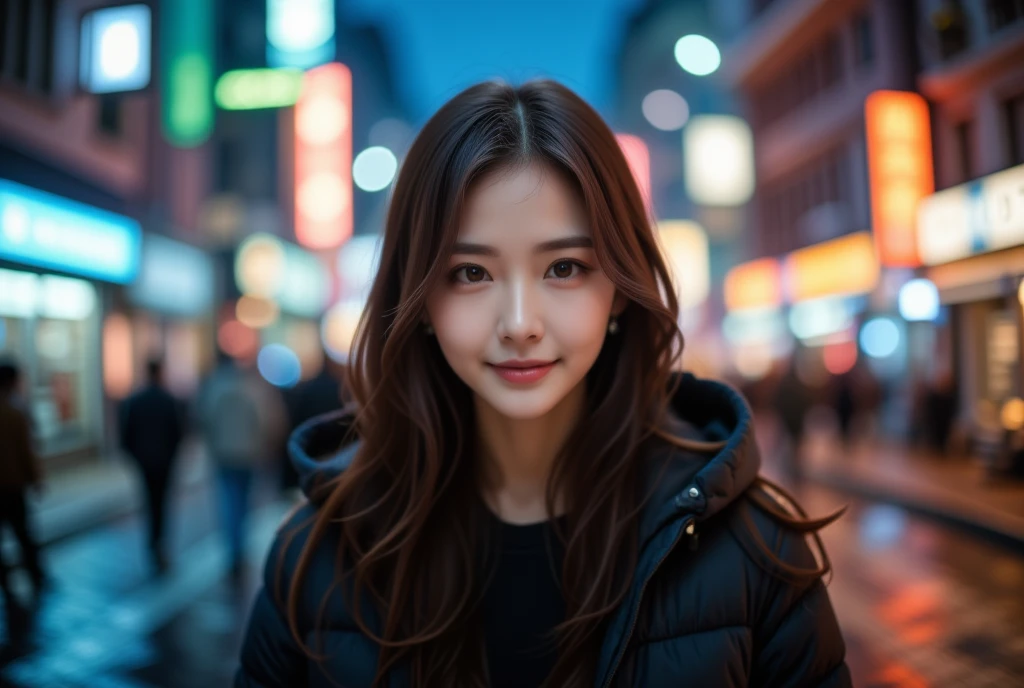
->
[[0, 179, 141, 283]]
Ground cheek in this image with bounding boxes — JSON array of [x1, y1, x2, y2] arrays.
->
[[427, 292, 491, 355], [549, 282, 616, 350]]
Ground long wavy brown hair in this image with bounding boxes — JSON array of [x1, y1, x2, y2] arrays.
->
[[282, 79, 839, 687]]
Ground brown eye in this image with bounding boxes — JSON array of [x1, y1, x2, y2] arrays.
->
[[452, 264, 489, 284], [547, 260, 585, 281]]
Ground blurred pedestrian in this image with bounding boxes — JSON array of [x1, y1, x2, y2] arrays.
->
[[774, 357, 811, 480], [834, 369, 857, 449], [0, 361, 47, 610], [119, 358, 185, 573], [924, 371, 957, 456], [197, 351, 286, 580]]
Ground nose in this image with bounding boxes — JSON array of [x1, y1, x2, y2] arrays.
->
[[497, 275, 544, 345]]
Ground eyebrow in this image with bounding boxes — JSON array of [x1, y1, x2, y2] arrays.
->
[[452, 236, 594, 257]]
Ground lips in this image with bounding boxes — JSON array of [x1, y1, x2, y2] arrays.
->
[[487, 360, 558, 384]]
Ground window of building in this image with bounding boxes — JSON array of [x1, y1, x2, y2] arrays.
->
[[954, 120, 975, 182], [986, 0, 1024, 32], [0, 0, 56, 96], [853, 12, 875, 67], [757, 146, 848, 253], [750, 30, 845, 131], [98, 96, 122, 137], [934, 1, 970, 60], [1005, 94, 1024, 166]]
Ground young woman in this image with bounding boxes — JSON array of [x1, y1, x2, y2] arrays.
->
[[236, 79, 851, 688]]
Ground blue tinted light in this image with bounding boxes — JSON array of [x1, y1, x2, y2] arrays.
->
[[257, 344, 302, 388], [860, 317, 900, 359], [0, 179, 141, 283]]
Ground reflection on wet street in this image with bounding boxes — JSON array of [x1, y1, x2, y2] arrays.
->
[[795, 483, 1024, 688], [1, 474, 1022, 687]]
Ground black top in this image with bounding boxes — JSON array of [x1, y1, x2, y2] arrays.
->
[[482, 512, 566, 688]]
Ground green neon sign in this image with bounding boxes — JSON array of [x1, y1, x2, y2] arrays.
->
[[215, 68, 304, 110], [160, 0, 213, 147]]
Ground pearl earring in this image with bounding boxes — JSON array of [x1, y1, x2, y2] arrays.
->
[[608, 317, 619, 335]]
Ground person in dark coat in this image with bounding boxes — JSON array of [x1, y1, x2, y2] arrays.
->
[[235, 79, 849, 687], [119, 358, 184, 573], [0, 361, 47, 626], [237, 375, 850, 687]]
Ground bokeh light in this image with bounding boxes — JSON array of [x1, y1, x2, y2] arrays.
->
[[641, 89, 689, 131], [321, 299, 364, 363], [353, 146, 398, 192], [683, 115, 755, 206], [336, 234, 383, 301], [217, 319, 259, 360], [860, 317, 901, 358], [285, 320, 324, 380], [898, 278, 940, 322], [823, 339, 858, 375], [257, 343, 302, 388], [235, 234, 285, 298], [102, 313, 133, 399], [235, 296, 279, 330], [1002, 398, 1024, 431], [674, 34, 721, 76]]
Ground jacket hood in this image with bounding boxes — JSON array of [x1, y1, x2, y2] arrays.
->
[[287, 373, 760, 544]]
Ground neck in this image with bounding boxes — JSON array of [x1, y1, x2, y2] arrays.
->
[[474, 379, 586, 525]]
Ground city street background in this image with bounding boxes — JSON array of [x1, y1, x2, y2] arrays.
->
[[2, 0, 1024, 686]]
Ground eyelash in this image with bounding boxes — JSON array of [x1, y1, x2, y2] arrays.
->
[[449, 259, 590, 284]]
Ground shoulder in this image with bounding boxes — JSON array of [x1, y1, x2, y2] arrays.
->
[[646, 484, 834, 633], [261, 501, 352, 631], [707, 484, 838, 636]]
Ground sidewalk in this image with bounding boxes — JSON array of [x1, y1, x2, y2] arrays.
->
[[801, 431, 1024, 550], [26, 439, 208, 545]]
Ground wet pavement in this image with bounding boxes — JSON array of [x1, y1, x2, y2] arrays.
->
[[1, 467, 1023, 687]]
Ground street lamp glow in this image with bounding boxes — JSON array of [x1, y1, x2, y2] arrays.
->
[[353, 147, 398, 192], [898, 278, 940, 322], [674, 34, 721, 76], [80, 3, 152, 94], [684, 115, 755, 206], [642, 89, 689, 131], [100, 21, 140, 79], [267, 0, 335, 69]]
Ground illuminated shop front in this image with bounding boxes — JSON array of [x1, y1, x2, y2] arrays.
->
[[0, 179, 141, 458], [917, 162, 1024, 435]]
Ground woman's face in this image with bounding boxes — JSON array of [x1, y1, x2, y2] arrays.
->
[[425, 162, 624, 421]]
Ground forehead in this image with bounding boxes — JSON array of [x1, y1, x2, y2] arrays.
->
[[458, 163, 587, 241]]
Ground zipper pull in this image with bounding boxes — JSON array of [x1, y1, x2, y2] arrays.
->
[[685, 521, 699, 551]]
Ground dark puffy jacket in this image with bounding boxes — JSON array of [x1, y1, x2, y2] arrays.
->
[[237, 374, 852, 687]]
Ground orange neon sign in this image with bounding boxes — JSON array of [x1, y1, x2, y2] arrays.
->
[[865, 90, 934, 267], [783, 231, 880, 302], [294, 63, 352, 250], [723, 257, 783, 311]]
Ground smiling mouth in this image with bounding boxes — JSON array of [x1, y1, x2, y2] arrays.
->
[[487, 360, 559, 384]]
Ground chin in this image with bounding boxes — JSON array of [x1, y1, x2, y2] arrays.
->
[[473, 369, 579, 421], [482, 392, 562, 420]]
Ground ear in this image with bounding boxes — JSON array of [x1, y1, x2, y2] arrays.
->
[[611, 292, 628, 317]]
